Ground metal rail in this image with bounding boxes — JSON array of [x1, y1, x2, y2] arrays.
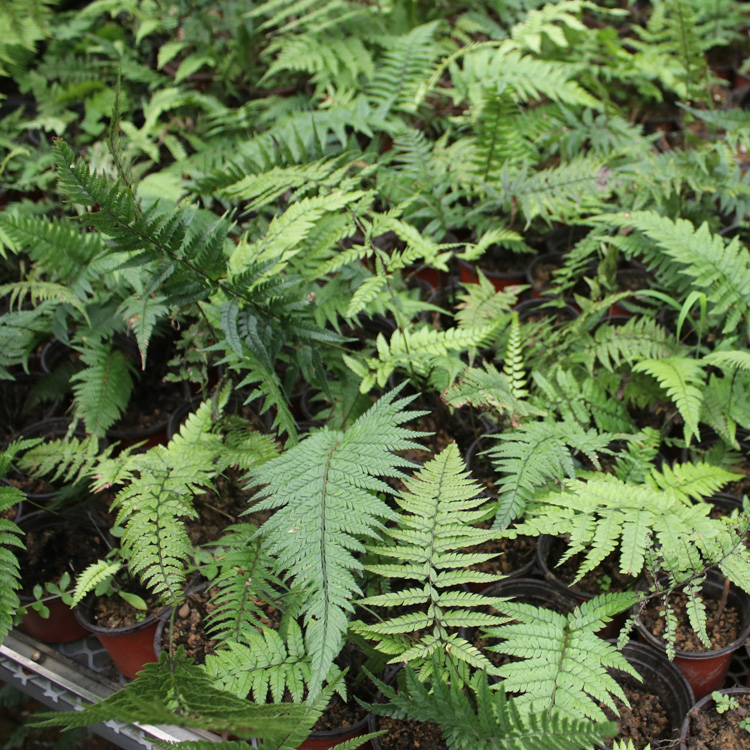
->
[[0, 629, 224, 748]]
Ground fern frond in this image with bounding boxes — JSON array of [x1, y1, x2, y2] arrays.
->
[[503, 312, 528, 400], [366, 22, 442, 118], [248, 386, 427, 697], [18, 436, 111, 487], [366, 658, 617, 749], [357, 443, 507, 676], [513, 473, 750, 586], [484, 593, 639, 721], [205, 523, 287, 644], [71, 560, 121, 606], [487, 421, 614, 530], [0, 481, 24, 641], [442, 362, 544, 423], [531, 369, 633, 433], [632, 357, 704, 444], [71, 342, 135, 438], [597, 211, 750, 335], [32, 648, 318, 743], [645, 461, 741, 505], [113, 397, 227, 602], [205, 621, 313, 703]]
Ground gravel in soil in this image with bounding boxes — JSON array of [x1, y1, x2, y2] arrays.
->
[[375, 716, 447, 749], [600, 681, 672, 749], [158, 586, 219, 662], [312, 693, 369, 733], [685, 693, 750, 749], [92, 586, 165, 629], [640, 589, 742, 651]]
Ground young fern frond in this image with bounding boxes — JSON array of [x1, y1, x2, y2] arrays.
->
[[71, 342, 134, 438], [365, 658, 617, 750], [486, 421, 614, 530], [205, 524, 287, 645], [632, 356, 705, 444], [71, 560, 122, 606], [503, 311, 528, 401], [248, 387, 427, 698], [357, 443, 508, 677], [482, 593, 640, 722]]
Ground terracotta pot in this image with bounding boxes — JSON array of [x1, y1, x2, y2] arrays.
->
[[634, 570, 750, 701], [76, 594, 170, 679], [18, 512, 108, 643], [537, 535, 634, 640], [679, 687, 750, 749], [22, 597, 89, 644]]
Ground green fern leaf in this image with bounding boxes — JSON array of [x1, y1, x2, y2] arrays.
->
[[357, 443, 507, 676], [71, 343, 134, 437], [632, 357, 704, 444], [484, 593, 639, 721], [248, 387, 426, 698]]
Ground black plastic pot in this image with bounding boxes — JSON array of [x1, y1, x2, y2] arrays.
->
[[537, 535, 634, 640], [515, 297, 579, 323], [599, 641, 694, 749], [479, 577, 579, 613], [679, 687, 750, 749], [634, 570, 750, 701]]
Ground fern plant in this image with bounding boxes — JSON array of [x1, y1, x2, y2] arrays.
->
[[355, 442, 508, 678]]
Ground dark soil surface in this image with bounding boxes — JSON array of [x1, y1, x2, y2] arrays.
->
[[545, 538, 635, 596], [91, 586, 165, 629], [469, 525, 537, 580], [375, 716, 447, 749], [685, 693, 750, 749], [185, 469, 258, 545], [19, 518, 108, 594], [110, 382, 186, 433], [640, 589, 742, 651], [312, 693, 369, 733], [158, 586, 219, 662], [601, 680, 672, 749]]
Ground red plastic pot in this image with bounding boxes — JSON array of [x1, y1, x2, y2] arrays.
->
[[76, 595, 170, 679], [22, 597, 89, 643], [18, 511, 107, 643], [635, 571, 750, 701], [537, 535, 633, 640], [679, 687, 750, 749]]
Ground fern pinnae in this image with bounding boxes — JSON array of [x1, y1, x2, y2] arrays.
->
[[357, 442, 508, 676], [247, 386, 428, 697]]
